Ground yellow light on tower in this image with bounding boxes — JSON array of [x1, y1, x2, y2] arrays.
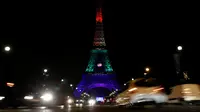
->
[[6, 82, 15, 87]]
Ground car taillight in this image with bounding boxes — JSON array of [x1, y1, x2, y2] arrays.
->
[[128, 87, 137, 92], [128, 87, 138, 94], [153, 86, 164, 92]]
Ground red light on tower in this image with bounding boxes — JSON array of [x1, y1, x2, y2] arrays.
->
[[6, 82, 14, 87], [96, 8, 103, 23]]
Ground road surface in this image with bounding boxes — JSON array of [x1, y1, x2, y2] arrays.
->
[[0, 105, 200, 112]]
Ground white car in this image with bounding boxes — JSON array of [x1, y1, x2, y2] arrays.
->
[[115, 78, 168, 107], [168, 83, 200, 105], [128, 78, 168, 106]]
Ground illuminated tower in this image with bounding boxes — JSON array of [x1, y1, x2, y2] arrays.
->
[[74, 7, 119, 97]]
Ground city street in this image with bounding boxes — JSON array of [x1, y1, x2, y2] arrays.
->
[[1, 105, 200, 112]]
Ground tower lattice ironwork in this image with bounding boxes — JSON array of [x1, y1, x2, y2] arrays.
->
[[73, 6, 119, 97]]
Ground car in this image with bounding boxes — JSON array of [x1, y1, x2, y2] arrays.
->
[[115, 78, 168, 107], [65, 98, 86, 108], [74, 99, 85, 107], [168, 83, 200, 105], [129, 78, 168, 106]]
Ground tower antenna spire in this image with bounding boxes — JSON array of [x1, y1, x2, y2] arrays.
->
[[93, 1, 106, 47], [96, 8, 103, 23], [96, 0, 103, 23]]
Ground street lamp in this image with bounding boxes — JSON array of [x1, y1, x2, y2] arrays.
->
[[4, 46, 11, 52], [44, 69, 48, 73], [70, 84, 73, 87], [144, 67, 150, 76], [131, 78, 134, 80], [177, 45, 182, 51], [145, 67, 150, 72], [174, 45, 183, 79]]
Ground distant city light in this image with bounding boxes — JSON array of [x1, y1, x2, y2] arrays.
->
[[61, 79, 64, 82], [132, 78, 134, 80], [70, 84, 73, 87]]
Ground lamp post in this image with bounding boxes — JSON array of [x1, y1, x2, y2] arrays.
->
[[40, 68, 50, 92], [2, 45, 12, 81], [2, 45, 16, 101], [144, 67, 150, 76], [174, 45, 183, 77], [70, 84, 73, 90]]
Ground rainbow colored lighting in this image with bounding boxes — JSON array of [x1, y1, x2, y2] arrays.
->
[[74, 6, 119, 98]]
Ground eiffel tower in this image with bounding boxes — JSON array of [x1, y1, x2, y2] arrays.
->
[[74, 6, 120, 97]]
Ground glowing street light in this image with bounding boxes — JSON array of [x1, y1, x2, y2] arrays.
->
[[177, 45, 182, 51], [61, 79, 64, 82], [4, 46, 11, 52], [145, 67, 150, 72], [131, 78, 134, 80], [44, 69, 48, 73], [70, 84, 73, 87]]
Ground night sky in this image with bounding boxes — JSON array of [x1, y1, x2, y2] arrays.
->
[[0, 1, 199, 93]]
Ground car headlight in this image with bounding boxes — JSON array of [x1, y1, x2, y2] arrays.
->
[[67, 99, 73, 104], [88, 99, 95, 106], [24, 96, 34, 100], [80, 103, 83, 106], [0, 96, 5, 100], [40, 93, 53, 102]]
